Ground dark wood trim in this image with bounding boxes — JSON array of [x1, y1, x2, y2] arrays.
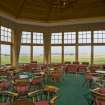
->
[[76, 31, 78, 61], [62, 32, 64, 63]]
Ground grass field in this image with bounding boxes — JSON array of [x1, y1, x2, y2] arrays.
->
[[1, 55, 11, 65], [94, 55, 105, 64], [19, 55, 44, 63], [1, 54, 105, 64]]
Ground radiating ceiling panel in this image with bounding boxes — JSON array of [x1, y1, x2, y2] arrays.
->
[[0, 0, 105, 22]]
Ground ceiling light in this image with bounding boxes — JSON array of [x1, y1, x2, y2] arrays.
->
[[52, 0, 77, 9]]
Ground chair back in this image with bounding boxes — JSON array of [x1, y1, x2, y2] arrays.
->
[[78, 64, 88, 72], [14, 81, 30, 95], [0, 80, 10, 90], [31, 76, 43, 85], [65, 64, 78, 73]]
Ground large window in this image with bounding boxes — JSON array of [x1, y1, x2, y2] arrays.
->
[[21, 32, 31, 43], [94, 31, 105, 43], [94, 46, 105, 64], [33, 46, 44, 63], [19, 46, 30, 63], [64, 46, 75, 62], [33, 32, 43, 44], [78, 31, 91, 43], [51, 46, 62, 63], [79, 46, 91, 63], [0, 26, 12, 65], [1, 44, 11, 64], [51, 33, 62, 44], [1, 26, 12, 42], [20, 31, 44, 63], [64, 32, 76, 44], [51, 33, 62, 63]]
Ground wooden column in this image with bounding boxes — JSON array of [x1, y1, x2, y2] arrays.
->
[[62, 32, 64, 64], [31, 32, 33, 62], [12, 29, 22, 66], [76, 31, 78, 61], [43, 32, 51, 64], [0, 24, 1, 65], [91, 30, 94, 65]]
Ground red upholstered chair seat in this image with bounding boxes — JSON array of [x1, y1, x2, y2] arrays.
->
[[14, 82, 29, 94], [0, 81, 9, 90], [16, 85, 29, 93], [35, 101, 49, 105], [31, 79, 42, 85]]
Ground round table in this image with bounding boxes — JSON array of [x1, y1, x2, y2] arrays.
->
[[96, 70, 105, 74], [15, 71, 33, 79]]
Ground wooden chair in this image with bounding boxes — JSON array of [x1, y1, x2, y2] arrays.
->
[[31, 76, 43, 89], [65, 64, 78, 73], [49, 70, 63, 82], [91, 88, 105, 105], [0, 79, 10, 91], [13, 80, 30, 99], [78, 64, 88, 73], [44, 85, 59, 99], [0, 91, 18, 105], [28, 89, 57, 105], [0, 80, 9, 90]]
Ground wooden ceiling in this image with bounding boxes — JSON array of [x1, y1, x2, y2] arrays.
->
[[0, 0, 105, 23]]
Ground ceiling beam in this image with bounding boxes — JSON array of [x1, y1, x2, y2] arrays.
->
[[16, 0, 26, 18]]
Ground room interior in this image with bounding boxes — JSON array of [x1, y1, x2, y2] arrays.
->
[[0, 0, 105, 105]]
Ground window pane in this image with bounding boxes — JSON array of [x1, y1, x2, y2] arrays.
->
[[1, 44, 11, 64], [33, 46, 44, 63], [19, 46, 30, 63], [21, 32, 31, 43], [94, 46, 105, 64], [0, 26, 12, 42], [51, 33, 62, 44], [94, 31, 105, 43], [33, 32, 43, 44], [78, 31, 91, 43], [64, 32, 76, 44], [51, 46, 62, 63], [79, 46, 91, 63], [64, 46, 75, 62]]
